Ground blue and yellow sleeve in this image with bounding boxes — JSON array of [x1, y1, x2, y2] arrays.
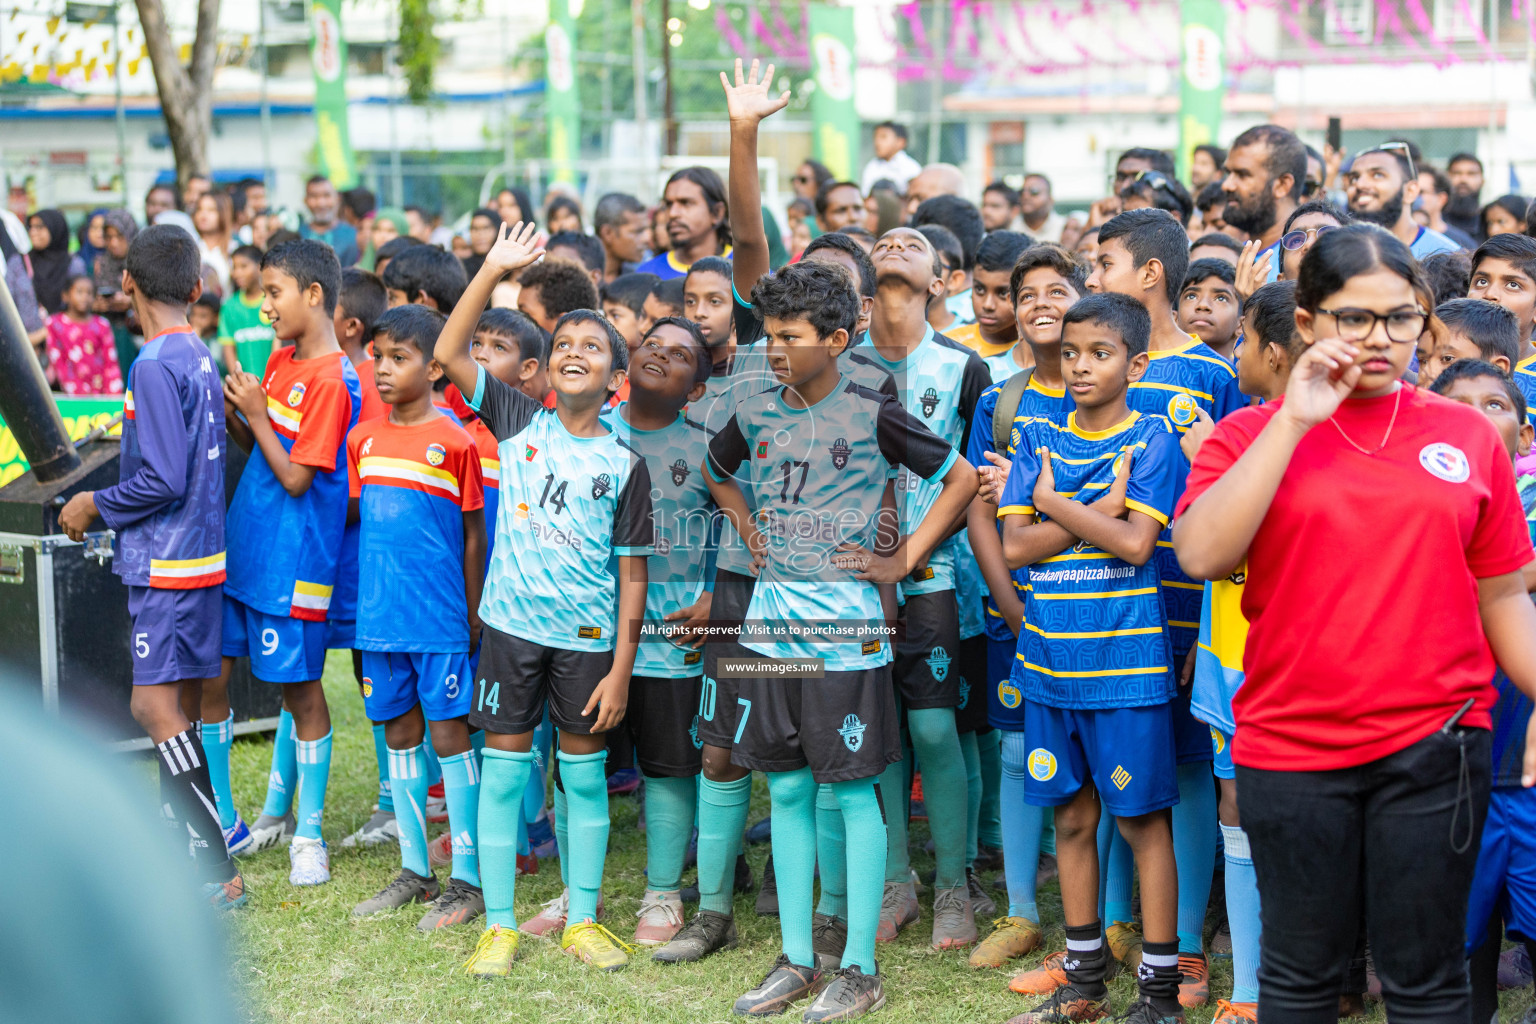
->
[[1124, 430, 1182, 527]]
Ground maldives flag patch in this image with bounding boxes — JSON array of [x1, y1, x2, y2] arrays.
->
[[756, 441, 769, 458], [525, 444, 538, 461]]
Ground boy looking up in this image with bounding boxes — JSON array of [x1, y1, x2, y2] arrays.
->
[[57, 225, 243, 908], [1176, 259, 1243, 361], [998, 292, 1185, 1024], [947, 231, 1033, 359], [917, 224, 964, 335], [215, 240, 362, 886], [348, 304, 488, 931], [218, 245, 276, 376], [1468, 234, 1536, 409], [1421, 299, 1521, 383], [706, 258, 978, 1019], [439, 223, 653, 977]]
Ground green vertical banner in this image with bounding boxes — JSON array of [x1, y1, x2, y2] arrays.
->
[[545, 0, 580, 184], [808, 4, 858, 181], [309, 0, 357, 188], [1177, 0, 1226, 183]]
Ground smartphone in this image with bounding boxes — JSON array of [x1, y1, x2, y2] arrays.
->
[[1327, 117, 1342, 153]]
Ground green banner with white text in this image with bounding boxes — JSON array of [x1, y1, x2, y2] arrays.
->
[[545, 0, 580, 183], [1177, 0, 1225, 184], [808, 4, 858, 182], [309, 0, 358, 189]]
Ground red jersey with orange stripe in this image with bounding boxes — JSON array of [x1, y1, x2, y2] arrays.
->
[[224, 347, 361, 621], [347, 410, 484, 651]]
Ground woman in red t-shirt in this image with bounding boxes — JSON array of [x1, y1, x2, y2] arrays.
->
[[1174, 224, 1536, 1022]]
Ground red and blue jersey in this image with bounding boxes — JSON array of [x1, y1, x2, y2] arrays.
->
[[94, 326, 226, 589], [468, 417, 501, 574], [347, 411, 484, 653], [224, 347, 360, 621]]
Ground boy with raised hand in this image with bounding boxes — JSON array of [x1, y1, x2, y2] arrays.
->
[[439, 222, 653, 977], [58, 225, 244, 909], [947, 231, 1034, 359], [1421, 299, 1522, 384], [346, 304, 488, 930], [214, 240, 362, 887], [1175, 259, 1243, 362], [1087, 208, 1242, 1001], [998, 292, 1185, 1024], [1468, 233, 1536, 409], [610, 315, 718, 947], [706, 258, 978, 1019]]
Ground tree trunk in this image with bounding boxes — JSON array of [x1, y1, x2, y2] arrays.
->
[[134, 0, 221, 190]]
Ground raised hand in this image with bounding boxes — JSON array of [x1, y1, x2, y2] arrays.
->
[[721, 58, 790, 125], [1234, 239, 1273, 300], [1279, 336, 1362, 430], [482, 221, 545, 279]]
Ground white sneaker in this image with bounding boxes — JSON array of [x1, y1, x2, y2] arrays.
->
[[634, 889, 685, 946], [520, 889, 570, 938], [340, 809, 399, 848], [248, 811, 296, 853], [288, 836, 331, 886]]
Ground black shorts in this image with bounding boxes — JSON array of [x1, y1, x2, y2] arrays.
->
[[732, 666, 901, 784], [624, 675, 704, 777], [893, 590, 962, 710], [698, 568, 756, 750], [954, 633, 990, 734], [468, 624, 614, 736]]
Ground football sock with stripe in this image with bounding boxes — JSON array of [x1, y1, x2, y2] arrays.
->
[[204, 713, 237, 830], [697, 774, 752, 915], [766, 767, 818, 969], [441, 749, 482, 887], [260, 708, 298, 819], [1063, 921, 1109, 997], [959, 729, 981, 869], [1222, 823, 1261, 1004], [642, 773, 696, 893], [977, 728, 1003, 851], [908, 706, 967, 890], [293, 730, 333, 841], [479, 748, 533, 929], [389, 743, 430, 877], [559, 749, 609, 923], [1174, 761, 1219, 954], [831, 777, 886, 973], [814, 783, 847, 919], [157, 729, 235, 882], [999, 730, 1043, 922], [1139, 939, 1183, 1012], [371, 723, 394, 814], [1098, 816, 1135, 926]]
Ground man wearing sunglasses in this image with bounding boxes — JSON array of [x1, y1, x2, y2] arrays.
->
[[1346, 144, 1461, 260], [1220, 125, 1307, 282], [1019, 173, 1068, 243]]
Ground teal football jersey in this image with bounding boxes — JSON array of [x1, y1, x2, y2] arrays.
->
[[467, 365, 655, 652]]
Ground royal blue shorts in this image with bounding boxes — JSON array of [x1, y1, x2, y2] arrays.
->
[[1021, 699, 1179, 817], [1172, 687, 1213, 765], [221, 596, 327, 684], [360, 650, 473, 722], [1466, 784, 1536, 952], [986, 633, 1025, 730], [324, 617, 356, 651], [127, 584, 222, 685], [1210, 725, 1235, 780]]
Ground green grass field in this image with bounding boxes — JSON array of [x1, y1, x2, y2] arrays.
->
[[225, 653, 1529, 1023]]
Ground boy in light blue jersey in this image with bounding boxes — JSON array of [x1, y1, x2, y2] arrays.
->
[[997, 292, 1185, 1024], [438, 222, 654, 977], [706, 255, 977, 1020], [1088, 208, 1239, 995]]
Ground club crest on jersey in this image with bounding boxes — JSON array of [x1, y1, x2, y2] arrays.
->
[[668, 459, 691, 486], [1028, 747, 1057, 781], [839, 713, 867, 752], [1419, 442, 1470, 483], [1166, 393, 1198, 426], [957, 677, 970, 709], [425, 442, 447, 467], [926, 646, 951, 682], [826, 436, 852, 470], [361, 677, 373, 697], [286, 381, 307, 408], [998, 682, 1022, 709], [920, 387, 940, 417], [525, 444, 538, 461], [591, 472, 613, 499], [1111, 452, 1128, 478], [1210, 727, 1225, 756]]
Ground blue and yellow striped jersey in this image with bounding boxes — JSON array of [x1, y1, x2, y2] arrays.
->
[[1191, 568, 1248, 736]]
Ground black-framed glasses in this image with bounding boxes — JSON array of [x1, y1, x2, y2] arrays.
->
[[1302, 177, 1323, 197], [1281, 224, 1337, 250], [1131, 170, 1175, 194], [1316, 305, 1427, 343], [1356, 142, 1416, 180]]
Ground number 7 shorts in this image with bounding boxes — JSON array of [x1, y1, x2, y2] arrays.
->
[[221, 594, 327, 684], [360, 651, 472, 722], [127, 584, 223, 685], [731, 664, 902, 784], [469, 622, 615, 735]]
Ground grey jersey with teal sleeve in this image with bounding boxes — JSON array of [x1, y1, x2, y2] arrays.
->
[[468, 365, 655, 652]]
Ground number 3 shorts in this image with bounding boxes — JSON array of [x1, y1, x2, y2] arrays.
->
[[127, 585, 222, 685], [360, 650, 473, 722], [221, 595, 328, 684]]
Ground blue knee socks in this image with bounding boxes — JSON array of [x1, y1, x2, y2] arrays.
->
[[767, 767, 818, 969], [389, 743, 430, 876], [1098, 815, 1135, 926], [999, 730, 1044, 922], [831, 778, 886, 973], [260, 708, 298, 818], [440, 750, 481, 887], [479, 748, 533, 929], [559, 749, 609, 924], [204, 712, 236, 830], [977, 728, 1002, 850], [908, 707, 967, 890], [959, 730, 981, 869], [815, 783, 847, 919], [1174, 761, 1218, 954], [1223, 823, 1261, 1004], [698, 775, 752, 915], [293, 730, 332, 841], [553, 781, 569, 887], [643, 774, 696, 892], [371, 724, 393, 813]]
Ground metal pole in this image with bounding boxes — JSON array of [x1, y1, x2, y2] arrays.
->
[[661, 0, 675, 155], [927, 0, 945, 164], [113, 1, 128, 207], [630, 0, 650, 185], [37, 542, 58, 715], [388, 7, 403, 207], [259, 0, 273, 189]]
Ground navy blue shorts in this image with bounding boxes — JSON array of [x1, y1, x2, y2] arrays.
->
[[986, 633, 1025, 730], [1021, 699, 1179, 817], [1172, 686, 1213, 765], [360, 650, 473, 722], [1466, 784, 1536, 952], [221, 595, 328, 684], [324, 617, 356, 651], [127, 584, 222, 685]]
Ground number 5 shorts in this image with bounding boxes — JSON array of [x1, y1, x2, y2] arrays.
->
[[221, 594, 327, 684], [127, 584, 223, 685], [469, 622, 615, 736], [360, 650, 473, 722], [730, 663, 903, 784]]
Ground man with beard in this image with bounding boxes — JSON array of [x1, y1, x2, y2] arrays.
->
[[1447, 152, 1485, 239], [636, 167, 732, 280], [1219, 125, 1307, 283], [1417, 168, 1479, 251], [1345, 144, 1460, 259]]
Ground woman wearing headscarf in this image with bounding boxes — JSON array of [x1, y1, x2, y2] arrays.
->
[[460, 207, 503, 279], [12, 210, 84, 333], [94, 209, 139, 372], [359, 207, 409, 271], [77, 208, 109, 274]]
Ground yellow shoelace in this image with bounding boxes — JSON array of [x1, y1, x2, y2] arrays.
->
[[566, 920, 635, 957], [463, 926, 517, 973]]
